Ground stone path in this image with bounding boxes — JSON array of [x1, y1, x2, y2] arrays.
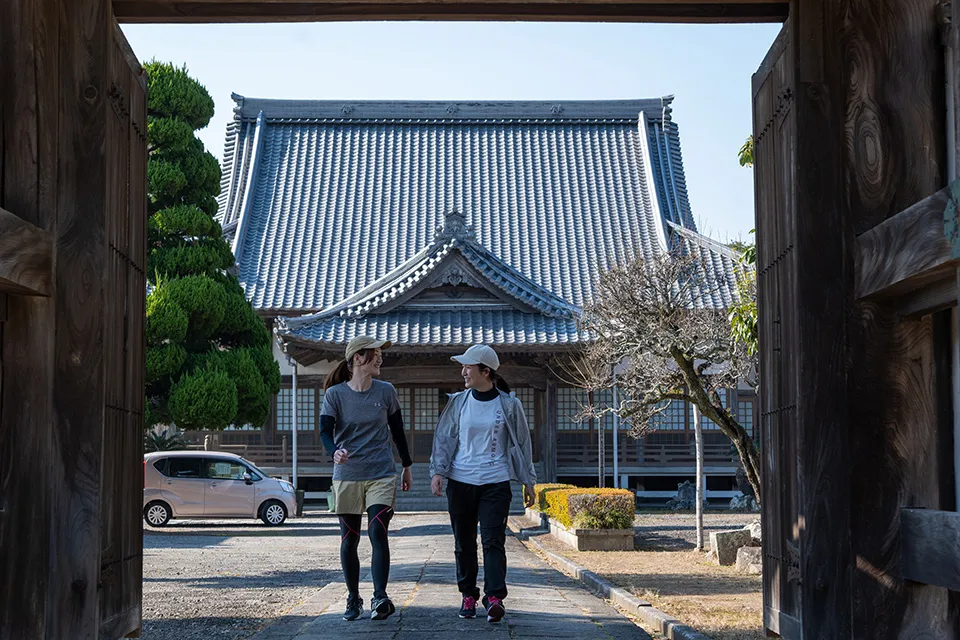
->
[[251, 514, 651, 640]]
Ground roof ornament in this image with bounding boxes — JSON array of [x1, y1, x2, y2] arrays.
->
[[661, 94, 675, 122], [340, 104, 355, 115], [551, 104, 565, 115], [434, 207, 475, 242], [445, 104, 460, 115]]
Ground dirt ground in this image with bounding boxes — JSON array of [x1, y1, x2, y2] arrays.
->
[[527, 511, 764, 640]]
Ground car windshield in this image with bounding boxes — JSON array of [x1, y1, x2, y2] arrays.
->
[[240, 457, 270, 478]]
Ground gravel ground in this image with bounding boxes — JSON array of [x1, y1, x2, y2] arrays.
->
[[142, 513, 346, 640], [525, 512, 764, 640], [632, 511, 758, 550]]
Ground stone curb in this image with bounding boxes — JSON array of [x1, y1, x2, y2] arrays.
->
[[507, 517, 713, 640]]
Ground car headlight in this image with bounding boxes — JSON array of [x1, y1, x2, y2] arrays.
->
[[280, 481, 295, 494]]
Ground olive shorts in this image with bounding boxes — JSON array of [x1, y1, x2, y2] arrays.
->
[[332, 475, 397, 514]]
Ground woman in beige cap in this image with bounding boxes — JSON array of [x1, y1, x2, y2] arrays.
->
[[429, 344, 537, 623], [320, 336, 413, 622]]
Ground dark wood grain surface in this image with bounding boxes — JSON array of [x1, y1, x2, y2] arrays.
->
[[113, 0, 789, 23], [839, 0, 958, 635], [0, 0, 60, 637]]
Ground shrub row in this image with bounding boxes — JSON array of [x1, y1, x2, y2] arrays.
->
[[543, 488, 635, 530], [533, 483, 576, 511]]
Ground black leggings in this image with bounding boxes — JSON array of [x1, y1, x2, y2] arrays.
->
[[339, 504, 394, 599]]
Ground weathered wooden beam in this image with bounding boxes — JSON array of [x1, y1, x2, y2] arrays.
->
[[45, 0, 109, 635], [893, 275, 957, 319], [855, 186, 954, 301], [113, 0, 789, 23], [0, 206, 53, 297], [901, 508, 960, 592], [791, 0, 853, 633]]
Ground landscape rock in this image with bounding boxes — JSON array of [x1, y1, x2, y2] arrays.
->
[[743, 518, 762, 544], [710, 529, 753, 566], [666, 480, 706, 511], [736, 545, 763, 574], [729, 494, 760, 512]]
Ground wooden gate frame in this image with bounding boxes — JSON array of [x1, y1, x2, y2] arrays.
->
[[752, 0, 960, 638], [1, 3, 147, 638], [3, 0, 960, 638]]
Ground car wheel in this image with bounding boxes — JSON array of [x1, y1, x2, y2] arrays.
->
[[260, 500, 287, 526], [144, 501, 172, 527]]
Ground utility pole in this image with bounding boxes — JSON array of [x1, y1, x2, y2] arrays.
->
[[693, 404, 705, 551]]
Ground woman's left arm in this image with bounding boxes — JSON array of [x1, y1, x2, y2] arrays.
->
[[388, 410, 413, 468], [386, 385, 414, 490]]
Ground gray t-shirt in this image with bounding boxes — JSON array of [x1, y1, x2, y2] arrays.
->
[[320, 379, 400, 481]]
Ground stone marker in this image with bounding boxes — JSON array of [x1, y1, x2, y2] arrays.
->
[[709, 529, 753, 566], [736, 546, 763, 574]]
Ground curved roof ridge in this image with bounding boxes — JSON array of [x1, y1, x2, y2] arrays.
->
[[666, 221, 742, 260], [230, 94, 673, 122]]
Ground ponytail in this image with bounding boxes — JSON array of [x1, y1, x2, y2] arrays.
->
[[324, 349, 375, 391], [324, 360, 351, 391], [479, 364, 510, 393], [493, 372, 511, 393]]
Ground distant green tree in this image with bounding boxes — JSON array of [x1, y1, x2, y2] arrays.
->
[[729, 134, 759, 355], [738, 135, 754, 168], [728, 230, 758, 356], [144, 62, 280, 431]]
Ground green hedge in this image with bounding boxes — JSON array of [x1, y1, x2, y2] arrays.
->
[[533, 483, 576, 511], [543, 488, 635, 530]]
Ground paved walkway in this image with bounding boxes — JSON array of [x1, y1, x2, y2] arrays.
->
[[251, 514, 650, 640]]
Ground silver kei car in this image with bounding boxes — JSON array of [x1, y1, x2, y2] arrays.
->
[[143, 450, 296, 526]]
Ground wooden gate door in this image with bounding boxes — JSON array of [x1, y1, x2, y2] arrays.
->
[[752, 21, 802, 639], [99, 23, 148, 640]]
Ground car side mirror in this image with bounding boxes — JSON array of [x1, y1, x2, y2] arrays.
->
[[243, 472, 253, 484]]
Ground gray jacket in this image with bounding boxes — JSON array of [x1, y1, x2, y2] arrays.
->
[[429, 390, 538, 488]]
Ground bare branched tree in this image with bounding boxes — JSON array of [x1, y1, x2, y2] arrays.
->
[[556, 248, 761, 503]]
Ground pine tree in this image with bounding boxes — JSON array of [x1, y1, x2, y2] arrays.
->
[[144, 62, 280, 431]]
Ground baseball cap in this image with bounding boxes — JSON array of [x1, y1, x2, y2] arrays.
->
[[451, 344, 500, 371], [345, 336, 392, 362]]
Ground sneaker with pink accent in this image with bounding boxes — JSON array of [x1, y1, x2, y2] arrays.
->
[[459, 595, 477, 619], [482, 595, 505, 623]]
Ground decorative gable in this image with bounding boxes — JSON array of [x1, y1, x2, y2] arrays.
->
[[281, 208, 578, 336], [372, 253, 536, 315]]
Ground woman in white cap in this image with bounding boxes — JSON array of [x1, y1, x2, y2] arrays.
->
[[429, 344, 537, 623], [320, 335, 414, 622]]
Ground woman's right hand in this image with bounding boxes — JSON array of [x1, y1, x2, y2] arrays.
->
[[430, 474, 443, 497], [333, 448, 349, 465]]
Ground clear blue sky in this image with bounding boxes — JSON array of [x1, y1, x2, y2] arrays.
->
[[121, 21, 781, 244]]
